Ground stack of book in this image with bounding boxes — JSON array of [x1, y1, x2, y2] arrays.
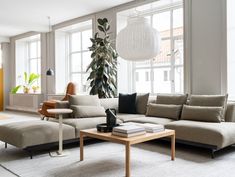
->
[[112, 125, 146, 138], [138, 123, 165, 133]]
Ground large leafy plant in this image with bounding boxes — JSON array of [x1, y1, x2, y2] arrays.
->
[[11, 72, 40, 94], [87, 18, 118, 98]]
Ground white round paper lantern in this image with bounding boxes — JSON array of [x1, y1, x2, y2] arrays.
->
[[116, 17, 161, 61]]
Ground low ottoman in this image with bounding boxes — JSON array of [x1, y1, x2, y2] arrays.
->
[[0, 120, 76, 158]]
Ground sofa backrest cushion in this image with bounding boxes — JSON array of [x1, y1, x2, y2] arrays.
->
[[181, 105, 223, 122], [68, 95, 100, 106], [136, 93, 150, 114], [189, 94, 228, 121], [146, 103, 182, 120], [71, 105, 106, 118], [156, 94, 188, 105]]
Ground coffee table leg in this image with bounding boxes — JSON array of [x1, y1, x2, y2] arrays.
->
[[171, 134, 175, 161], [126, 143, 130, 177], [80, 132, 84, 161], [58, 114, 63, 155]]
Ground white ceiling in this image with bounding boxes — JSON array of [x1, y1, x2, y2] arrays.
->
[[0, 0, 133, 41]]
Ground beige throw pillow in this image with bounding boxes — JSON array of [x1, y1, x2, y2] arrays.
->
[[146, 103, 182, 120], [181, 105, 223, 122], [156, 94, 188, 105], [189, 94, 228, 121], [71, 105, 106, 118], [68, 95, 100, 106]]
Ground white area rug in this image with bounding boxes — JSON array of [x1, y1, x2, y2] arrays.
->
[[1, 141, 235, 177]]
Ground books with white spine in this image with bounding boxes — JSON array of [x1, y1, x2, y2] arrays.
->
[[119, 123, 165, 133], [113, 125, 145, 134], [112, 131, 146, 138]]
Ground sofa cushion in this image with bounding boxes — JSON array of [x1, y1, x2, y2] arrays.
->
[[146, 103, 182, 120], [181, 105, 223, 122], [136, 93, 149, 114], [165, 120, 235, 148], [156, 94, 188, 105], [53, 117, 122, 137], [125, 116, 174, 125], [0, 121, 75, 148], [116, 113, 145, 122], [189, 94, 228, 121], [118, 93, 137, 114], [70, 105, 106, 118], [68, 95, 100, 106]]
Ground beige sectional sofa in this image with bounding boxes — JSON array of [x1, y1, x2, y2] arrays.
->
[[0, 95, 235, 159]]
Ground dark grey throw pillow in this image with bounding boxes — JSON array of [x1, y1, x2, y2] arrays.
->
[[156, 94, 188, 105], [181, 105, 223, 122], [136, 93, 150, 114], [146, 103, 182, 120], [118, 93, 137, 114]]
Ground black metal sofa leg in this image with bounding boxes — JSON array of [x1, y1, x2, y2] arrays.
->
[[5, 142, 7, 149], [211, 149, 216, 159]]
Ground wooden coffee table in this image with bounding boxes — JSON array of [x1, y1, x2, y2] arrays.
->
[[80, 128, 175, 177]]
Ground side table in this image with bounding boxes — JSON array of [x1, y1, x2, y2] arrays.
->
[[47, 108, 73, 157]]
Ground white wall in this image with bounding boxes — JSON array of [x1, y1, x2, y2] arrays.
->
[[190, 0, 226, 95]]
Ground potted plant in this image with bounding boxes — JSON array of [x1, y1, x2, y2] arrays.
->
[[11, 72, 40, 94], [87, 18, 118, 98]]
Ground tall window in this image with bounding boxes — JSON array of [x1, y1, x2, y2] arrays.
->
[[227, 0, 235, 100], [15, 34, 41, 92], [55, 20, 92, 94], [69, 29, 92, 93], [28, 40, 41, 86], [117, 0, 183, 94]]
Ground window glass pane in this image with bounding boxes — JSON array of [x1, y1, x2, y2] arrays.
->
[[71, 53, 81, 72], [135, 69, 151, 93], [82, 73, 90, 93], [30, 59, 38, 74], [82, 30, 92, 51], [153, 39, 171, 66], [174, 39, 184, 65], [173, 8, 183, 36], [37, 41, 41, 57], [71, 73, 81, 91], [82, 51, 92, 72], [153, 67, 171, 93], [37, 59, 41, 74], [30, 42, 37, 58], [71, 32, 81, 52], [153, 11, 171, 38]]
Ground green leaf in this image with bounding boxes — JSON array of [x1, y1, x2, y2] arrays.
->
[[11, 85, 21, 94], [97, 18, 104, 25], [98, 25, 104, 32], [28, 73, 40, 86], [24, 72, 27, 83]]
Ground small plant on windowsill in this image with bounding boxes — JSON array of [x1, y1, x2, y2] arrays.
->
[[87, 18, 118, 98], [11, 72, 40, 94]]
